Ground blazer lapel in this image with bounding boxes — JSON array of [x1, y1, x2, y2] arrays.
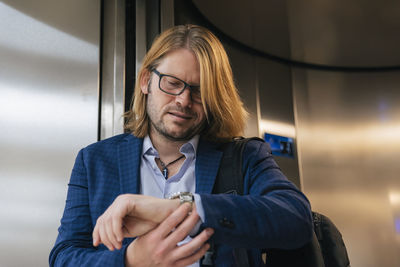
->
[[195, 138, 223, 194], [118, 134, 143, 194]]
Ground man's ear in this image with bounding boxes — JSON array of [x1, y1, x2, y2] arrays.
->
[[140, 70, 151, 94]]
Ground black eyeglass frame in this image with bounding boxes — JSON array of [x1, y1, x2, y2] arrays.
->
[[152, 69, 202, 103]]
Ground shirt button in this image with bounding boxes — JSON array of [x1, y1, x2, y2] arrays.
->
[[218, 217, 235, 229]]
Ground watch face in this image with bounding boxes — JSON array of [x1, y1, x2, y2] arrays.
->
[[181, 194, 193, 203]]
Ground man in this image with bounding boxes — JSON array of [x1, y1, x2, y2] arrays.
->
[[50, 24, 312, 266]]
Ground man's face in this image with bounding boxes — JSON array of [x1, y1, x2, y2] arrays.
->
[[141, 48, 206, 141]]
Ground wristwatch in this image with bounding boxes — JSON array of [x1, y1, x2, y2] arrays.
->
[[168, 192, 194, 207]]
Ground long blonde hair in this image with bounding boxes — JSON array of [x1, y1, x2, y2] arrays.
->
[[124, 24, 247, 141]]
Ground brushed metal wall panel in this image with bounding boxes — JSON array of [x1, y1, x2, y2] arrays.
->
[[293, 69, 400, 267], [287, 0, 400, 67], [193, 0, 291, 60], [0, 1, 100, 266], [101, 0, 125, 140], [288, 1, 400, 265]]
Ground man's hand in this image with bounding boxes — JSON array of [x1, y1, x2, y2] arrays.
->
[[93, 194, 181, 250], [125, 203, 214, 267]]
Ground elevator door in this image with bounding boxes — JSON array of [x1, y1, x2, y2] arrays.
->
[[0, 1, 100, 266]]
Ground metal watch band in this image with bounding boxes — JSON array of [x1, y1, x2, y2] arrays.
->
[[168, 192, 194, 205]]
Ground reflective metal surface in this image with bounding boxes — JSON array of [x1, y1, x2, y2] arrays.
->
[[293, 70, 400, 267], [287, 0, 400, 67], [0, 1, 100, 266], [101, 0, 125, 139], [135, 0, 146, 75], [136, 0, 162, 74], [193, 0, 291, 60], [161, 0, 175, 32], [289, 1, 400, 266]]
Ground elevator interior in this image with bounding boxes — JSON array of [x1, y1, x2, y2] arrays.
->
[[1, 1, 399, 266]]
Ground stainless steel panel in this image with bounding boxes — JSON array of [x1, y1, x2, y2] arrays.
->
[[135, 0, 161, 74], [0, 1, 100, 266], [101, 0, 125, 139], [287, 0, 400, 67], [161, 0, 175, 32], [193, 0, 291, 59], [293, 69, 400, 267], [256, 58, 300, 185], [288, 1, 400, 266], [136, 0, 146, 76]]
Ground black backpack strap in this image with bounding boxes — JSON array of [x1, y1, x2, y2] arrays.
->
[[212, 137, 262, 195]]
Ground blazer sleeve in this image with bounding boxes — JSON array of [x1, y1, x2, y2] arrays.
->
[[199, 140, 313, 250], [49, 149, 128, 267]]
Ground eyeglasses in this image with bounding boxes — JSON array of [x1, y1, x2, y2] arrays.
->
[[152, 69, 202, 104]]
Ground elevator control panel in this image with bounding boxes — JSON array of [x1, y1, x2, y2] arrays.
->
[[264, 133, 294, 158]]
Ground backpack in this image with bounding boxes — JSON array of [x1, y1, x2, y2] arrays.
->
[[211, 137, 351, 267]]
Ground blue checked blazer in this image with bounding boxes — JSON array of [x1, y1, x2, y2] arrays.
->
[[50, 133, 313, 266]]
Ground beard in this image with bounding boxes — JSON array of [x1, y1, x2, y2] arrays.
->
[[146, 98, 206, 142], [149, 115, 205, 142]]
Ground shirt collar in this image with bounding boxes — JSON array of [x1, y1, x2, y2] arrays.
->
[[142, 135, 200, 157], [142, 135, 157, 157]]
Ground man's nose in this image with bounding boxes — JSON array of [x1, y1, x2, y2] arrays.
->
[[175, 87, 192, 108]]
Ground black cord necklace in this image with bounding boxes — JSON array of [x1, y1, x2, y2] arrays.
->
[[158, 155, 185, 178]]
